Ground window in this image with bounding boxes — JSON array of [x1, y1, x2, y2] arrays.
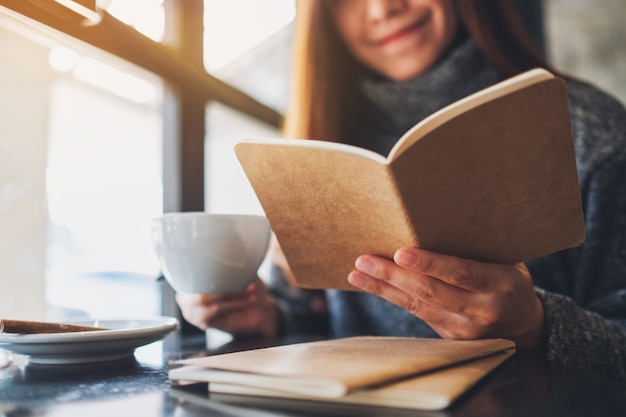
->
[[0, 0, 292, 321], [204, 0, 294, 214], [45, 53, 164, 318]]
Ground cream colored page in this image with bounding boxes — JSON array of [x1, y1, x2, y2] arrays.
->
[[239, 137, 388, 163]]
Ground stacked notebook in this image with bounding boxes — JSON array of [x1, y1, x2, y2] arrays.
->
[[169, 336, 515, 412]]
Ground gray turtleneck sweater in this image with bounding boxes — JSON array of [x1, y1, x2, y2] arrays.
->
[[269, 39, 626, 387]]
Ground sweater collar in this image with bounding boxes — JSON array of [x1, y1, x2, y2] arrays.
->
[[357, 39, 502, 154]]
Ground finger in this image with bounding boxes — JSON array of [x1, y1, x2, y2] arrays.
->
[[352, 255, 473, 311], [207, 306, 266, 335], [348, 269, 496, 340], [176, 295, 254, 330], [429, 313, 488, 341], [348, 269, 464, 324], [393, 248, 493, 291], [176, 285, 254, 306], [348, 265, 476, 326], [349, 269, 494, 340], [203, 295, 258, 324]]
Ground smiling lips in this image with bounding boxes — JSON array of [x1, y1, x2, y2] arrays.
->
[[376, 13, 431, 46]]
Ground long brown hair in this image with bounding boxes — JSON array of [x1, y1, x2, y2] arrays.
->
[[283, 0, 552, 142]]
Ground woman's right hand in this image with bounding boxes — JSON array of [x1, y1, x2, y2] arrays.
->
[[175, 276, 279, 340]]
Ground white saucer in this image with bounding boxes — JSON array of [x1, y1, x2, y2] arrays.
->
[[0, 349, 12, 368], [0, 317, 179, 364]]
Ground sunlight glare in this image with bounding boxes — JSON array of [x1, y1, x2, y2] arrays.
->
[[72, 56, 158, 103], [106, 0, 164, 41], [204, 0, 296, 72], [49, 45, 80, 72]]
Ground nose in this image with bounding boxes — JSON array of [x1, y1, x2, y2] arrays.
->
[[365, 0, 408, 21]]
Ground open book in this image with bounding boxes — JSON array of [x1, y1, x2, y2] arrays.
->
[[235, 68, 585, 290], [169, 337, 515, 411]]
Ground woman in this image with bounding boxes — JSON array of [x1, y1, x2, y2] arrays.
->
[[177, 0, 626, 385]]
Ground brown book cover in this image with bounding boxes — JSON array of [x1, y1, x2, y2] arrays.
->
[[235, 69, 585, 290], [169, 336, 515, 399]]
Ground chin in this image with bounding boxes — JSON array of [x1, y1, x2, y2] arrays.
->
[[372, 51, 439, 81], [380, 64, 430, 81]]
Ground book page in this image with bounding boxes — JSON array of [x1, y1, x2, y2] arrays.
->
[[240, 137, 389, 164], [386, 68, 554, 161]]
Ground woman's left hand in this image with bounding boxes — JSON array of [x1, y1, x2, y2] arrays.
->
[[347, 247, 545, 351]]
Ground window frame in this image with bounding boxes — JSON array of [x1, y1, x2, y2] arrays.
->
[[0, 0, 283, 324], [0, 0, 283, 212]]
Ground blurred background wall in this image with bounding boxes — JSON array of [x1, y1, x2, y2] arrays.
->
[[545, 0, 626, 104]]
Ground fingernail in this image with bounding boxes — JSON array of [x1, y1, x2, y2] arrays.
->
[[355, 256, 375, 273], [347, 271, 367, 289], [395, 250, 417, 267]]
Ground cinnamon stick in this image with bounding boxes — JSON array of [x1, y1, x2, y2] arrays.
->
[[0, 319, 107, 334]]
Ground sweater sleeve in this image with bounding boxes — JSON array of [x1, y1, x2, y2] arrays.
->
[[268, 264, 330, 338], [536, 288, 626, 386], [528, 83, 626, 388]]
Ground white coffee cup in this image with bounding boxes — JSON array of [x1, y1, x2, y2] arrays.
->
[[151, 212, 271, 294]]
